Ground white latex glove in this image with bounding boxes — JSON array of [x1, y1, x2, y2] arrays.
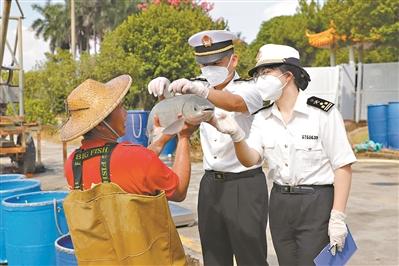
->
[[328, 209, 348, 255], [147, 77, 170, 97], [168, 78, 209, 98], [209, 112, 245, 142]]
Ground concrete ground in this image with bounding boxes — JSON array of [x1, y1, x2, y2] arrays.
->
[[2, 140, 398, 265]]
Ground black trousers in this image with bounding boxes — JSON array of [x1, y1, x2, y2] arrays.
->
[[198, 168, 268, 266], [269, 184, 334, 266]]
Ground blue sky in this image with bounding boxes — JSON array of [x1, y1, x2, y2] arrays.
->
[[2, 0, 301, 70]]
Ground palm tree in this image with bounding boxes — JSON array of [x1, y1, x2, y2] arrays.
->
[[31, 2, 70, 53], [31, 0, 140, 54]]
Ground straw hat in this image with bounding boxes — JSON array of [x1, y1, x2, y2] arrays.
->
[[60, 75, 132, 142]]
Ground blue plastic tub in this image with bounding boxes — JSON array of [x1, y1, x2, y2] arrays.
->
[[119, 110, 150, 146], [0, 174, 25, 182], [2, 191, 69, 266], [387, 102, 399, 150], [55, 234, 77, 266], [161, 136, 178, 157], [367, 104, 388, 147], [0, 179, 41, 263]]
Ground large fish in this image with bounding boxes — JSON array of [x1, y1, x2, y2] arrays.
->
[[147, 94, 214, 143]]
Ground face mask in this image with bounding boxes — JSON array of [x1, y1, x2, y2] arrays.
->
[[200, 56, 233, 87], [255, 73, 288, 101]]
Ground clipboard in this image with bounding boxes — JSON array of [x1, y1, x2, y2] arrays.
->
[[314, 228, 357, 266]]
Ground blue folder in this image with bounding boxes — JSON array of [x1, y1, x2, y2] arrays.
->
[[314, 228, 357, 266]]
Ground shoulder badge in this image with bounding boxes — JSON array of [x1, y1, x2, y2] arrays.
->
[[307, 96, 334, 112]]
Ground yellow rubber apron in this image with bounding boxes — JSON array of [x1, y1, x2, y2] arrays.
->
[[63, 143, 187, 265]]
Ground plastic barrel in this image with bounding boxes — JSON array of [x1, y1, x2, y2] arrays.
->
[[387, 102, 399, 150], [161, 136, 178, 157], [55, 234, 77, 266], [2, 191, 69, 266], [367, 104, 388, 147], [0, 179, 41, 263], [0, 174, 25, 182], [119, 110, 150, 146]]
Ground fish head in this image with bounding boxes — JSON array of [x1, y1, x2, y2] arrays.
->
[[182, 96, 215, 125]]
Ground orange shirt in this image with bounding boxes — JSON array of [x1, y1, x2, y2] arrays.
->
[[64, 139, 179, 199]]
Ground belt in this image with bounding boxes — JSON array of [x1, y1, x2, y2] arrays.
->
[[273, 182, 333, 194], [205, 167, 262, 181]]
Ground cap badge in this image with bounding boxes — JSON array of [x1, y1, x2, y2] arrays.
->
[[201, 35, 213, 47]]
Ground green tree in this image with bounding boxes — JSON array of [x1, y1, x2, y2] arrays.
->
[[24, 50, 79, 116], [31, 3, 70, 53], [320, 0, 399, 46], [249, 15, 319, 68], [95, 3, 226, 109], [317, 0, 399, 62], [31, 0, 140, 54]]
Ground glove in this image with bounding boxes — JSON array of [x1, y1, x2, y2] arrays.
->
[[210, 111, 245, 142], [328, 209, 348, 255], [168, 78, 209, 98], [148, 77, 170, 97]]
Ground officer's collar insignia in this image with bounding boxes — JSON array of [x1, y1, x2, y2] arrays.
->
[[202, 35, 213, 47], [252, 101, 274, 115], [307, 96, 334, 112]]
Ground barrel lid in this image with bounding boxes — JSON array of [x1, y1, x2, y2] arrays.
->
[[127, 110, 149, 114], [2, 191, 68, 207], [367, 103, 387, 107], [0, 179, 40, 195]]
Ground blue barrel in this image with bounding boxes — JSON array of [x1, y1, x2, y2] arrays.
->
[[55, 234, 77, 266], [0, 180, 41, 263], [367, 104, 388, 147], [161, 136, 178, 157], [0, 174, 25, 182], [119, 110, 149, 146], [2, 191, 69, 266], [387, 102, 399, 150]]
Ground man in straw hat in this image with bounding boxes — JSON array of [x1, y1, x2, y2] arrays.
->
[[212, 44, 356, 265], [148, 30, 269, 266], [60, 74, 196, 264]]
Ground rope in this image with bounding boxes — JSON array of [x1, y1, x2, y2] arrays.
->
[[53, 199, 66, 236], [132, 113, 143, 139]]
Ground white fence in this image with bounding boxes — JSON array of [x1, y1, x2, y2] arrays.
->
[[303, 62, 399, 121]]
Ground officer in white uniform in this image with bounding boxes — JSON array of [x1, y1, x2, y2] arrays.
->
[[212, 44, 356, 266], [148, 30, 268, 266]]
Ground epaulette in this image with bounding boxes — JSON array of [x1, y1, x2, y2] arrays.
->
[[307, 96, 334, 112], [234, 77, 253, 82], [189, 77, 208, 82], [252, 101, 274, 115]]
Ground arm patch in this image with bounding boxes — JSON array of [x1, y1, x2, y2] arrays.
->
[[307, 96, 334, 112]]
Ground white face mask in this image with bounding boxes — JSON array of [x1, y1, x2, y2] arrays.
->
[[255, 73, 287, 101], [200, 56, 233, 87]]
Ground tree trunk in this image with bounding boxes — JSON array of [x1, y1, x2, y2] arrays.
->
[[348, 45, 355, 65], [358, 45, 364, 63], [329, 45, 336, 66]]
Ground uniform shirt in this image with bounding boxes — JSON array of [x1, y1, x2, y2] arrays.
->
[[197, 73, 263, 172], [247, 91, 356, 185], [65, 139, 179, 199]]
